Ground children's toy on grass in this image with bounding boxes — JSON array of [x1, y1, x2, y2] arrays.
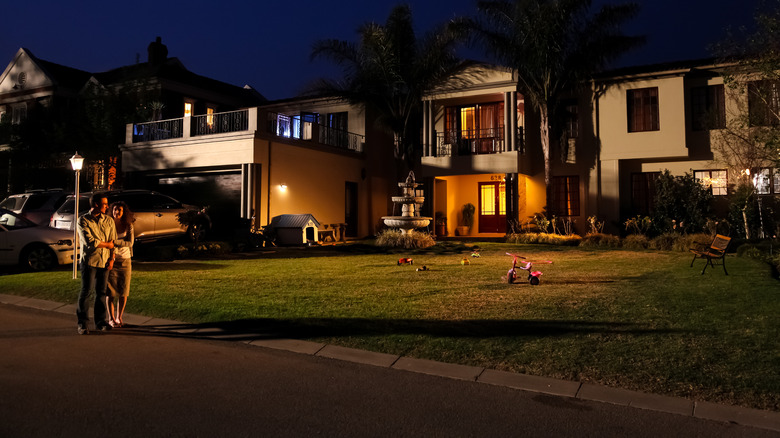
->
[[461, 257, 470, 265], [416, 265, 428, 272], [398, 257, 414, 265], [505, 253, 552, 285]]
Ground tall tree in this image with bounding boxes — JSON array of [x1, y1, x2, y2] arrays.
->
[[309, 4, 465, 171], [470, 0, 644, 214]]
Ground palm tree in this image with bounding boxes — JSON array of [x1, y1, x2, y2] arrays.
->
[[470, 0, 644, 214], [309, 4, 465, 171]]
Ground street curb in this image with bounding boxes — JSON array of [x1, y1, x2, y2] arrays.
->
[[2, 293, 778, 433]]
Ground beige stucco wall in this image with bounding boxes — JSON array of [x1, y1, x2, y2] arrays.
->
[[598, 75, 688, 161], [262, 139, 364, 229]]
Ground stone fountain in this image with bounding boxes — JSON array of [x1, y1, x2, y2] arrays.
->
[[382, 171, 431, 234]]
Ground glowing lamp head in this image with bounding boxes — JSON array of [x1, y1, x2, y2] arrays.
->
[[69, 152, 84, 171]]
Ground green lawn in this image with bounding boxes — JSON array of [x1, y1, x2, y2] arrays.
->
[[3, 241, 779, 411]]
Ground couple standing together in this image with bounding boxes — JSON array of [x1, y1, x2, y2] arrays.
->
[[75, 193, 134, 334]]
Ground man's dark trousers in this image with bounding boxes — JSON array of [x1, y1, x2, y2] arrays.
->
[[76, 263, 109, 328]]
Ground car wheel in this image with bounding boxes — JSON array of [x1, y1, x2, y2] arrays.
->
[[188, 223, 207, 243], [21, 244, 56, 271]]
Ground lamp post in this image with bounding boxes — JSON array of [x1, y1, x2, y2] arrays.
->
[[70, 152, 84, 279]]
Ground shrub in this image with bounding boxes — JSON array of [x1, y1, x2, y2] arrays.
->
[[375, 229, 436, 249], [674, 233, 713, 252], [622, 234, 649, 250], [652, 170, 713, 235], [579, 232, 621, 248], [506, 232, 581, 246], [649, 233, 679, 251]]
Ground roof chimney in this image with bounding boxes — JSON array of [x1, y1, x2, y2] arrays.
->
[[147, 37, 168, 66]]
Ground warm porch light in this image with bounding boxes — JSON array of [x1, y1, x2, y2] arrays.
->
[[279, 183, 288, 191]]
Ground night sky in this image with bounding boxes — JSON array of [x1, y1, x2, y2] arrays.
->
[[0, 0, 757, 101]]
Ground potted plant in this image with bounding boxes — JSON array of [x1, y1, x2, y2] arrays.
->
[[435, 211, 447, 236], [457, 203, 475, 236]]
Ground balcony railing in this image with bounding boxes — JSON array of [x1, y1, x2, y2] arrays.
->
[[129, 109, 364, 153], [192, 109, 248, 136], [433, 127, 524, 157], [132, 118, 184, 142], [267, 112, 364, 153]]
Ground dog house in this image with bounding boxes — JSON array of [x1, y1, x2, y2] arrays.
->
[[268, 214, 320, 245]]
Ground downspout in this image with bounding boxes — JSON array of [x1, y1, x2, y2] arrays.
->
[[266, 140, 272, 225], [593, 81, 602, 219]]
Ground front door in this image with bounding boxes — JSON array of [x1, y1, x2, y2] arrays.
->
[[478, 181, 506, 233]]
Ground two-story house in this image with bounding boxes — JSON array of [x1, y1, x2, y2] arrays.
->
[[120, 95, 396, 239], [420, 62, 589, 236], [421, 59, 779, 237], [0, 38, 265, 194], [592, 58, 779, 233]]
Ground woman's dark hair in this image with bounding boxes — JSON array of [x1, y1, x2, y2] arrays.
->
[[110, 201, 134, 232]]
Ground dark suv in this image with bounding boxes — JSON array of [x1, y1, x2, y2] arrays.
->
[[0, 190, 70, 225], [50, 190, 209, 242]]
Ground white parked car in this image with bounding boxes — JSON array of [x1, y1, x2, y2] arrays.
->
[[0, 190, 70, 225], [0, 208, 75, 271]]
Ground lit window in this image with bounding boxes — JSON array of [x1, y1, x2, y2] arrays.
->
[[206, 107, 214, 128], [184, 102, 192, 117], [694, 170, 728, 196], [753, 168, 772, 194]]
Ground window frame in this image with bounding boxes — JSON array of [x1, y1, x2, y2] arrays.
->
[[694, 169, 729, 196], [691, 84, 726, 131], [751, 168, 780, 195], [627, 87, 660, 132], [631, 172, 661, 215], [550, 175, 580, 217], [748, 80, 780, 126]]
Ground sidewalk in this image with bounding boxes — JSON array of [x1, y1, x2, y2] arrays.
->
[[2, 292, 779, 434]]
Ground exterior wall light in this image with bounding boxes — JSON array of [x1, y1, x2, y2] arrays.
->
[[280, 183, 288, 191]]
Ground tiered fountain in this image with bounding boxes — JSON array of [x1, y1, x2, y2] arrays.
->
[[382, 171, 431, 234]]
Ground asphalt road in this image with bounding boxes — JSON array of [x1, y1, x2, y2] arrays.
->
[[0, 303, 776, 438]]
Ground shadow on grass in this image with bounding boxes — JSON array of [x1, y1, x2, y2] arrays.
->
[[134, 261, 232, 272], [117, 317, 687, 344]]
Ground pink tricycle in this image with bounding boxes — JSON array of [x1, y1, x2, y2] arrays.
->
[[506, 253, 552, 285]]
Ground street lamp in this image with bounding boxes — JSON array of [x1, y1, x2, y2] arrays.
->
[[70, 152, 84, 280]]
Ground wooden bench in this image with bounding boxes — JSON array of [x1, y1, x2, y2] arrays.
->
[[689, 234, 731, 275]]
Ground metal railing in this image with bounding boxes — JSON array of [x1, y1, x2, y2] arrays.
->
[[132, 118, 183, 142], [267, 112, 363, 153], [318, 125, 364, 152], [192, 109, 249, 136], [434, 127, 523, 157]]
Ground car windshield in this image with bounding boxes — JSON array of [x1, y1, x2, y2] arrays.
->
[[58, 197, 91, 215], [0, 209, 35, 230]]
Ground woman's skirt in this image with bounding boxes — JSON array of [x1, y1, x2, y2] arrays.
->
[[108, 258, 132, 298]]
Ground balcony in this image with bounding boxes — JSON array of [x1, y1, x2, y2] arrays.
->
[[432, 127, 524, 157], [128, 109, 363, 153], [131, 109, 249, 143], [267, 112, 364, 153]]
